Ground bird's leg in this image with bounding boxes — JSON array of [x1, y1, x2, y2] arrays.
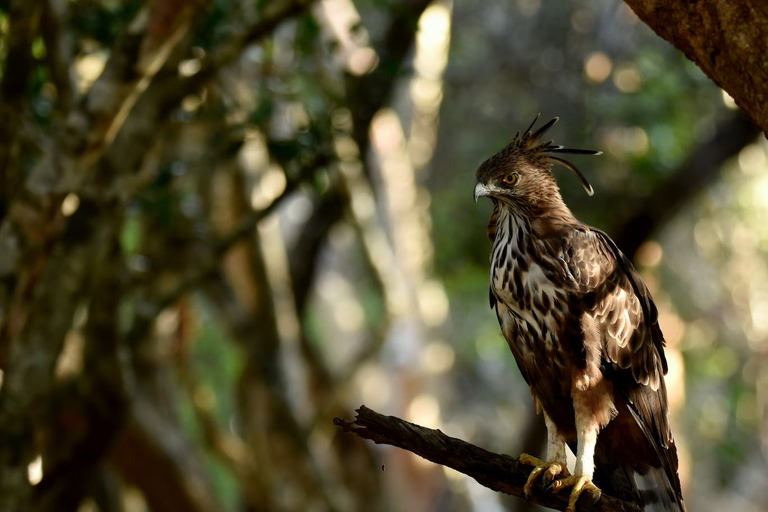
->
[[550, 394, 602, 512], [520, 411, 569, 496]]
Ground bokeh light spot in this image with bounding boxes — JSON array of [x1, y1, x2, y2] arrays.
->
[[418, 280, 450, 327], [584, 52, 612, 84], [721, 89, 738, 110], [407, 393, 441, 427], [28, 455, 43, 485], [61, 193, 80, 217], [636, 240, 663, 268], [347, 47, 379, 75], [613, 64, 642, 92], [420, 340, 455, 374], [357, 364, 392, 409]]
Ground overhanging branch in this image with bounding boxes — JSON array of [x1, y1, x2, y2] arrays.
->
[[334, 406, 642, 512], [623, 0, 768, 136]]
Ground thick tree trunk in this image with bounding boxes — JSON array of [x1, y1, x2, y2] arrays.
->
[[623, 0, 768, 136]]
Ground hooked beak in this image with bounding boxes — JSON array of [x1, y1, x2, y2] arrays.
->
[[474, 181, 490, 203]]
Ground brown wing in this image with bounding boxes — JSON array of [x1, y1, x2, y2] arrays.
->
[[556, 228, 683, 504]]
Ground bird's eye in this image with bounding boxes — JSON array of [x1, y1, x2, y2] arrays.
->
[[502, 173, 518, 185]]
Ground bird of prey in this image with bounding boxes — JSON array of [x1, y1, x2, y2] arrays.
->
[[474, 116, 686, 512]]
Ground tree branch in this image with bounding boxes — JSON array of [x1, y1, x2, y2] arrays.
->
[[334, 406, 642, 512], [41, 0, 75, 116], [623, 0, 768, 136], [0, 0, 42, 219]]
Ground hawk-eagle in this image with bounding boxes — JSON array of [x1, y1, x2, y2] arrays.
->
[[473, 116, 686, 512]]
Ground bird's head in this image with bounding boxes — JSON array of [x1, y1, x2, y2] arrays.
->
[[474, 116, 601, 209]]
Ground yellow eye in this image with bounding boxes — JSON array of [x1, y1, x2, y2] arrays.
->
[[502, 173, 518, 185]]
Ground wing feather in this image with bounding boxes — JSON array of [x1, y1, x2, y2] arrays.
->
[[559, 229, 667, 387], [558, 227, 683, 506]]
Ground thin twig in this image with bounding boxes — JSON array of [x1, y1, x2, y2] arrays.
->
[[334, 406, 643, 512]]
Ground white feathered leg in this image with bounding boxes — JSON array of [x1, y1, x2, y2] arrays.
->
[[520, 411, 569, 496], [551, 390, 603, 512]]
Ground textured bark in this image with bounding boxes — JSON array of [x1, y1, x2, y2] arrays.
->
[[335, 406, 643, 512], [623, 0, 768, 136]]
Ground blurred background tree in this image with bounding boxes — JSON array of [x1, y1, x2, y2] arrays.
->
[[0, 1, 765, 512]]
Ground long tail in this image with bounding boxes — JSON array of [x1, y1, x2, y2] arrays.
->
[[594, 464, 686, 512], [634, 466, 687, 512]]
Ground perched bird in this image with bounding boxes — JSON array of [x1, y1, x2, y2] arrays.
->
[[474, 116, 685, 512]]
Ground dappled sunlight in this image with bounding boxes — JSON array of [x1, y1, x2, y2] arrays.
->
[[61, 193, 80, 217], [320, 0, 378, 75], [27, 455, 42, 485], [74, 49, 108, 93], [54, 329, 85, 379]]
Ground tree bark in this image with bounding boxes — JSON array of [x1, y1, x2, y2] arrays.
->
[[623, 0, 768, 136], [334, 406, 643, 512]]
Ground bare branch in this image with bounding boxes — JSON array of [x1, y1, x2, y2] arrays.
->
[[334, 406, 643, 512]]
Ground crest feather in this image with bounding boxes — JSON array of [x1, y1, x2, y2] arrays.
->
[[510, 115, 601, 195]]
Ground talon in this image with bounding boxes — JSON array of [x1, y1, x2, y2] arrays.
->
[[550, 473, 601, 512], [543, 462, 569, 486], [518, 453, 568, 497]]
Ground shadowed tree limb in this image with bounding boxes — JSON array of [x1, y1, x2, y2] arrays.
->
[[334, 406, 643, 512], [109, 398, 224, 512], [612, 111, 760, 259], [40, 0, 75, 117], [0, 0, 42, 219]]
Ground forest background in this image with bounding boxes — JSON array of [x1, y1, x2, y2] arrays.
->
[[0, 1, 765, 512]]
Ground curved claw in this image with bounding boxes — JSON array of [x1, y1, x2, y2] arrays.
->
[[550, 473, 601, 512], [518, 453, 569, 497]]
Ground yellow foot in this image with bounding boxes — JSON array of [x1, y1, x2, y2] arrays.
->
[[518, 453, 569, 497], [550, 473, 601, 512]]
